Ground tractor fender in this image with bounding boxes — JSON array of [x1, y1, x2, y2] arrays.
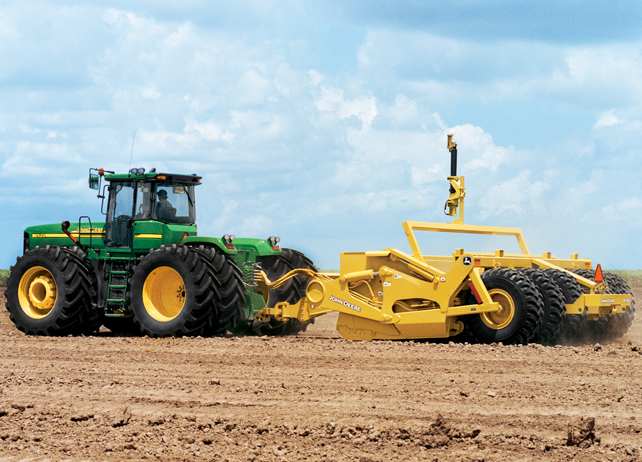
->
[[181, 236, 238, 255]]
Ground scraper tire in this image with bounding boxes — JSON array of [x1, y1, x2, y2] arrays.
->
[[568, 269, 611, 343], [602, 272, 635, 340], [520, 269, 565, 345], [465, 268, 543, 345], [545, 269, 585, 344]]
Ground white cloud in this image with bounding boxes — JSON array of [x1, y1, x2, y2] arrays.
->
[[458, 125, 514, 172], [308, 69, 323, 86], [184, 120, 233, 142], [314, 86, 378, 129], [142, 87, 161, 101], [594, 111, 622, 128]]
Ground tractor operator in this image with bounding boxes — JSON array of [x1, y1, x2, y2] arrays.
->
[[156, 189, 174, 219]]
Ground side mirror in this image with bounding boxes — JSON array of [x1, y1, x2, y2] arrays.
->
[[89, 174, 99, 190]]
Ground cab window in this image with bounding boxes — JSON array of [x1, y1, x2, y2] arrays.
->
[[153, 183, 196, 224]]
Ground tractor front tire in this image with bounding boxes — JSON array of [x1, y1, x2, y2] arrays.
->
[[129, 245, 216, 337], [252, 248, 317, 336], [5, 246, 97, 336], [465, 268, 543, 345]]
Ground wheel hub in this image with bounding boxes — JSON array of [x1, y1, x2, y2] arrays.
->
[[29, 275, 57, 310], [18, 266, 58, 319], [142, 266, 186, 322], [482, 288, 515, 330]]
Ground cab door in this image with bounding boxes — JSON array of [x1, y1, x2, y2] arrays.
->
[[105, 182, 135, 248]]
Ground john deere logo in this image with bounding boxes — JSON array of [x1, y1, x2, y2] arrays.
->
[[463, 256, 472, 266]]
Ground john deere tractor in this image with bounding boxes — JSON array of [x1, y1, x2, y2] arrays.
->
[[5, 168, 316, 337]]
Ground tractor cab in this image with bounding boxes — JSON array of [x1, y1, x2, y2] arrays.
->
[[90, 168, 201, 249]]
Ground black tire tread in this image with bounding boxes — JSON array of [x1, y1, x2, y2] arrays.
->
[[130, 245, 216, 337], [465, 268, 543, 345], [6, 246, 97, 336], [571, 269, 611, 342], [544, 269, 585, 344], [188, 245, 245, 336], [603, 272, 636, 340], [520, 269, 565, 344]]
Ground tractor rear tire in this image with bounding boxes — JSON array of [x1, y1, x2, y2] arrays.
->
[[252, 248, 317, 336], [5, 246, 97, 336], [521, 269, 565, 345], [129, 245, 217, 337], [66, 246, 102, 335], [465, 268, 543, 345], [188, 245, 245, 336], [544, 269, 585, 344]]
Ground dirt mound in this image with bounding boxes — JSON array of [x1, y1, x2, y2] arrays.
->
[[567, 416, 599, 448]]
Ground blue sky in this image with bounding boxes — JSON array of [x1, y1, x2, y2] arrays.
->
[[1, 1, 641, 270]]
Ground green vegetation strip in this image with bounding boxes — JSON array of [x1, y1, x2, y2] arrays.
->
[[610, 270, 642, 288], [0, 269, 9, 287]]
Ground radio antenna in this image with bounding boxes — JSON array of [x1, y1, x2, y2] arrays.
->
[[128, 130, 136, 173]]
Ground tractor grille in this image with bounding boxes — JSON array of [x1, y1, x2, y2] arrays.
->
[[242, 263, 259, 286]]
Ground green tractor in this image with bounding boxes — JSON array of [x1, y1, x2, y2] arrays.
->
[[5, 167, 316, 337]]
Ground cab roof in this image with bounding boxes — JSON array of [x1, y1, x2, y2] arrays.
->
[[105, 171, 202, 184]]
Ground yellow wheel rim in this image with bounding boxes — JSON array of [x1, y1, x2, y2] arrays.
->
[[18, 266, 58, 319], [481, 288, 515, 330], [142, 266, 186, 322]]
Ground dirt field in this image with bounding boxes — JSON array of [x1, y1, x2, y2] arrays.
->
[[1, 288, 641, 462]]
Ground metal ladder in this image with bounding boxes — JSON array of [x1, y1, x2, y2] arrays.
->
[[105, 259, 132, 313]]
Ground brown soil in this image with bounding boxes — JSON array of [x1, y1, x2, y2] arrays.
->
[[1, 288, 641, 461]]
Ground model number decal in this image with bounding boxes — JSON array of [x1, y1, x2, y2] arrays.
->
[[329, 295, 362, 312], [601, 298, 615, 303], [624, 298, 631, 303]]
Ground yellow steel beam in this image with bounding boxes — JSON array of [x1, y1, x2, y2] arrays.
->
[[403, 220, 531, 261]]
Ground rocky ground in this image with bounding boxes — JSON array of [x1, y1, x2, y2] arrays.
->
[[1, 287, 641, 461]]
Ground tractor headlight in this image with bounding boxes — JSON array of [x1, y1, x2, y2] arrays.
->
[[222, 234, 235, 249]]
